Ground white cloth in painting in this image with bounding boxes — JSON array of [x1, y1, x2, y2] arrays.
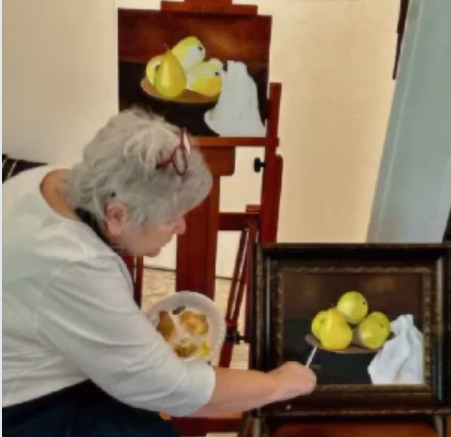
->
[[205, 60, 266, 136], [368, 314, 423, 384]]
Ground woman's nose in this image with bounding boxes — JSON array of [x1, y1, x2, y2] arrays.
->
[[174, 217, 186, 235]]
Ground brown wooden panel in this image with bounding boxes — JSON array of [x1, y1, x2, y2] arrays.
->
[[176, 177, 220, 298], [266, 83, 282, 138], [219, 211, 260, 231], [172, 415, 241, 436], [261, 153, 283, 242], [272, 420, 440, 437], [201, 147, 235, 176], [196, 136, 278, 148], [171, 416, 449, 436], [260, 83, 283, 243], [161, 0, 258, 15]]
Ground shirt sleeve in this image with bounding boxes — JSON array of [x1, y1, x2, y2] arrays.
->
[[35, 254, 216, 417]]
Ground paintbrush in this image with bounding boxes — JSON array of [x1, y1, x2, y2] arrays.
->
[[305, 346, 318, 368]]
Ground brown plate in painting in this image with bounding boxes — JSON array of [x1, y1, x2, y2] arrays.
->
[[305, 333, 394, 355], [140, 78, 218, 105]]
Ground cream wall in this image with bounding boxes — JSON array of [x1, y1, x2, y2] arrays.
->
[[3, 0, 398, 278]]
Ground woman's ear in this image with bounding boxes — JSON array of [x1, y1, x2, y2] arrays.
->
[[104, 202, 128, 237]]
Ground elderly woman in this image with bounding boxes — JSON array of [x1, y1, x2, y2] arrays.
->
[[2, 109, 316, 437]]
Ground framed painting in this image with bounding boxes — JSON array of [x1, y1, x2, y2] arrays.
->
[[252, 243, 451, 419], [118, 8, 272, 137]]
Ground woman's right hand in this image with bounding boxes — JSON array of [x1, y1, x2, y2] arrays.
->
[[189, 362, 317, 418], [268, 361, 317, 402]]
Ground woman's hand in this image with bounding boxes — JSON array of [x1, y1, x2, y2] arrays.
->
[[268, 361, 317, 401]]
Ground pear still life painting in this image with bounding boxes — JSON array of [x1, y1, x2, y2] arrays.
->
[[118, 9, 272, 137], [252, 243, 451, 418], [282, 270, 425, 386]]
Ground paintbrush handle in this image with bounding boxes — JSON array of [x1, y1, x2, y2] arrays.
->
[[305, 346, 318, 368]]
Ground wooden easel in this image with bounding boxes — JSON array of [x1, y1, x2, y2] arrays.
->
[[161, 0, 283, 435]]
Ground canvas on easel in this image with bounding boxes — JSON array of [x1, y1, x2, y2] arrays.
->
[[118, 8, 272, 137]]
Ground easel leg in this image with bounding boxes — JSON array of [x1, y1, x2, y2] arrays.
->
[[237, 412, 252, 437], [252, 416, 261, 437], [237, 413, 270, 437], [434, 415, 448, 437], [257, 417, 271, 437]]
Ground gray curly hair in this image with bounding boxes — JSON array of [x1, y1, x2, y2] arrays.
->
[[64, 108, 212, 226]]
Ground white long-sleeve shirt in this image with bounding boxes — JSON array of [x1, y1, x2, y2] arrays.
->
[[2, 165, 215, 416]]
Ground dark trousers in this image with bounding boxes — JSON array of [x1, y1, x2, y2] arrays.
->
[[2, 381, 178, 437]]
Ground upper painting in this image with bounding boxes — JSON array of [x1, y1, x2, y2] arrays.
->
[[118, 9, 272, 137]]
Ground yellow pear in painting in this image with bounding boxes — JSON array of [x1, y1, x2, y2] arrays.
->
[[318, 308, 353, 351], [172, 36, 206, 71], [366, 311, 391, 336], [311, 310, 327, 340], [146, 55, 162, 85], [187, 59, 224, 97], [154, 50, 187, 99], [354, 315, 390, 350], [336, 291, 368, 324]]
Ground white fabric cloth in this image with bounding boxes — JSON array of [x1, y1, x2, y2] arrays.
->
[[205, 60, 266, 136], [2, 166, 215, 417], [368, 314, 423, 384]]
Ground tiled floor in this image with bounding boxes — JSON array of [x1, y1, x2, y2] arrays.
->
[[141, 267, 249, 369]]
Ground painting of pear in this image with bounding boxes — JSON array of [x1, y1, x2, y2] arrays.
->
[[353, 315, 390, 350], [318, 308, 353, 351], [366, 311, 391, 336], [154, 50, 187, 99], [146, 55, 162, 85], [187, 59, 223, 97], [336, 291, 368, 324], [171, 36, 206, 71], [311, 310, 327, 340]]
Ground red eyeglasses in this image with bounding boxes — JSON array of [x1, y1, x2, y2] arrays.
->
[[156, 128, 192, 176]]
